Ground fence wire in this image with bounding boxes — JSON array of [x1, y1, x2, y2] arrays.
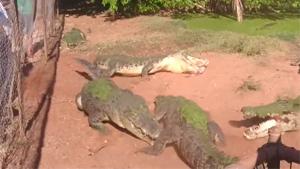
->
[[0, 0, 23, 166]]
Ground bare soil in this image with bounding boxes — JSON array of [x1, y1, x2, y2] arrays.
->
[[38, 15, 300, 169]]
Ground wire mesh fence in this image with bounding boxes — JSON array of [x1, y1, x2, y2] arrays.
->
[[0, 0, 62, 167], [0, 0, 23, 167], [0, 8, 14, 146]]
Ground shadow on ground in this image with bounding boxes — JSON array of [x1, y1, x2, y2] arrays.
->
[[59, 0, 106, 17]]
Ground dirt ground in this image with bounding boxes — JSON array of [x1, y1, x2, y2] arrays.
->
[[38, 15, 300, 169]]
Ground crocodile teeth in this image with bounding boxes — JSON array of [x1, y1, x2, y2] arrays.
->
[[243, 119, 277, 140]]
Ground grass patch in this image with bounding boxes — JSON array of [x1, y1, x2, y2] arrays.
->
[[62, 28, 86, 48], [94, 15, 297, 57], [174, 14, 300, 41], [95, 36, 179, 56], [96, 29, 279, 57], [96, 32, 277, 57], [237, 77, 261, 92], [173, 30, 278, 56]]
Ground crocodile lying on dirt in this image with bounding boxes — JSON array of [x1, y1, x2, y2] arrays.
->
[[140, 96, 236, 169], [76, 51, 209, 78], [241, 96, 300, 140], [75, 78, 161, 144]]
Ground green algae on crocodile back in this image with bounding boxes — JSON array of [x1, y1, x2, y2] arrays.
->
[[85, 79, 116, 101], [155, 96, 209, 131], [241, 96, 300, 118], [179, 97, 209, 134], [154, 96, 221, 139]]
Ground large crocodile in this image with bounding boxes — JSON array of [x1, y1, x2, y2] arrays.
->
[[75, 78, 161, 144], [241, 96, 300, 140], [76, 51, 209, 78], [140, 96, 236, 169]]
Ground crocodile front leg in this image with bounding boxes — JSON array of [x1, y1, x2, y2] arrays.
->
[[89, 119, 108, 133], [141, 63, 154, 78], [88, 110, 109, 134]]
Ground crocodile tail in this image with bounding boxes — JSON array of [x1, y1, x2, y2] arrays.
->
[[75, 58, 101, 80]]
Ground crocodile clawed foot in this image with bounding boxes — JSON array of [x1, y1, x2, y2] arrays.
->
[[90, 123, 110, 135], [96, 127, 110, 135]]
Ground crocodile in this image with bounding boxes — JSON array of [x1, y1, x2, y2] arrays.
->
[[76, 51, 209, 78], [241, 96, 300, 140], [140, 96, 236, 169], [75, 78, 161, 144]]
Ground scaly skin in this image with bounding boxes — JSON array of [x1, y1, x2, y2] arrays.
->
[[75, 79, 161, 144], [76, 51, 209, 78], [241, 96, 300, 140], [141, 96, 236, 169]]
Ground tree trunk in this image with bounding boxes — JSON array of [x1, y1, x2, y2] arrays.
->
[[234, 0, 243, 22]]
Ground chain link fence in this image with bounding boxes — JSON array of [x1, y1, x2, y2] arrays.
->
[[0, 0, 23, 167], [0, 0, 63, 166], [0, 0, 61, 168]]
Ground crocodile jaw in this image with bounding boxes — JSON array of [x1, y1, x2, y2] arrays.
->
[[243, 114, 299, 140], [243, 119, 277, 140], [127, 113, 162, 140], [125, 119, 161, 145], [153, 54, 209, 74]]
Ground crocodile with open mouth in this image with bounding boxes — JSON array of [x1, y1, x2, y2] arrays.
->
[[241, 96, 300, 140], [140, 96, 236, 169], [76, 51, 209, 78], [75, 78, 161, 144]]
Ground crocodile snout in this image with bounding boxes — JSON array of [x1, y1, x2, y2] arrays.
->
[[240, 106, 256, 119], [75, 94, 83, 110], [150, 126, 161, 138], [138, 118, 162, 139]]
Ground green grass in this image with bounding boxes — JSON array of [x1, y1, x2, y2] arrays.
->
[[96, 29, 279, 57], [94, 14, 298, 58], [237, 78, 261, 92], [175, 14, 300, 41]]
